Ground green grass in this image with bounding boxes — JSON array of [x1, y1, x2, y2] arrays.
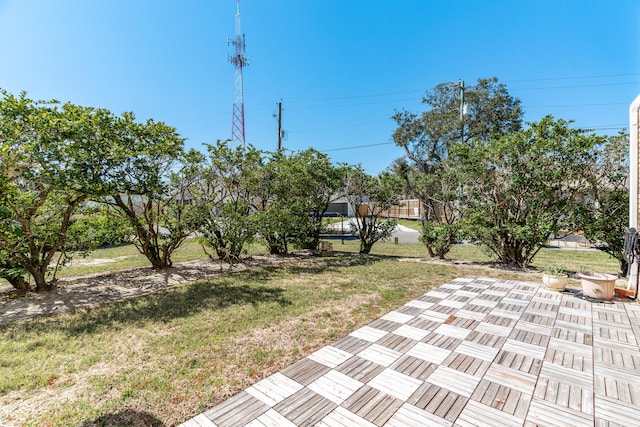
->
[[0, 240, 622, 426]]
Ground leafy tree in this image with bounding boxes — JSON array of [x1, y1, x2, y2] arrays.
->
[[572, 131, 629, 275], [196, 141, 263, 261], [102, 116, 198, 270], [460, 116, 602, 268], [256, 149, 345, 253], [0, 91, 118, 292], [344, 167, 402, 254], [391, 77, 523, 257]]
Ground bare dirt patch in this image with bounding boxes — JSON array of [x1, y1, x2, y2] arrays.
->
[[0, 255, 292, 325]]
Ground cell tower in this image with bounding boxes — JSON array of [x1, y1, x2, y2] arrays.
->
[[229, 0, 248, 147]]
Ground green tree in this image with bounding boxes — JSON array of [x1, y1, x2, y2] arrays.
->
[[391, 77, 523, 258], [572, 131, 629, 275], [460, 116, 602, 268], [344, 168, 402, 254], [257, 149, 345, 253], [0, 91, 118, 292], [196, 141, 263, 261], [102, 116, 198, 270]]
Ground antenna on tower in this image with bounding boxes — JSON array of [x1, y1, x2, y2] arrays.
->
[[229, 0, 248, 147]]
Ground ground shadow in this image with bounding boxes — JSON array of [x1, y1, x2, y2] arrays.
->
[[80, 409, 164, 427]]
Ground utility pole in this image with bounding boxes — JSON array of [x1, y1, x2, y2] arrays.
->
[[277, 99, 283, 150], [459, 79, 465, 144]]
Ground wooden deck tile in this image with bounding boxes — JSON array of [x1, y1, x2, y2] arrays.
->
[[367, 318, 402, 332], [390, 354, 437, 380], [595, 394, 640, 426], [273, 388, 337, 427], [457, 399, 524, 427], [385, 402, 452, 427], [375, 333, 417, 353], [367, 367, 423, 401], [502, 338, 547, 360], [178, 413, 218, 427], [349, 325, 389, 342], [356, 343, 402, 367], [483, 363, 537, 395], [455, 308, 489, 321], [444, 352, 490, 377], [280, 357, 331, 386], [307, 370, 363, 405], [332, 335, 372, 355], [526, 398, 593, 427], [455, 340, 501, 362], [426, 366, 481, 397], [308, 345, 352, 368], [248, 409, 297, 427], [391, 323, 431, 341], [342, 385, 403, 425], [316, 406, 376, 427], [205, 392, 269, 427], [403, 299, 435, 310], [380, 310, 415, 324], [246, 372, 304, 406], [405, 341, 451, 364], [335, 355, 385, 383]]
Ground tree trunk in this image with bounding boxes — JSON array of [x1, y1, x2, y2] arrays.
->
[[31, 268, 52, 292], [7, 275, 31, 293]]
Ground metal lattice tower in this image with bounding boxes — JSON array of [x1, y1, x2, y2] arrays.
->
[[229, 0, 248, 147]]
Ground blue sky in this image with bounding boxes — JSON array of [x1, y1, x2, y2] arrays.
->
[[1, 0, 638, 175]]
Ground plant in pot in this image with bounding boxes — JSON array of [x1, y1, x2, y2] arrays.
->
[[542, 265, 568, 291], [579, 271, 618, 300]]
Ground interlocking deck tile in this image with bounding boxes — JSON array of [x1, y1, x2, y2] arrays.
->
[[404, 299, 435, 310], [273, 388, 337, 427], [178, 413, 218, 427], [247, 409, 297, 427], [380, 310, 415, 324], [484, 363, 537, 395], [316, 406, 376, 427], [455, 340, 501, 362], [367, 367, 423, 401], [335, 355, 385, 383], [502, 338, 547, 359], [457, 399, 524, 427], [392, 323, 431, 341], [357, 343, 402, 367], [406, 341, 451, 364], [342, 386, 403, 425], [308, 346, 352, 368], [307, 370, 363, 405], [280, 357, 331, 386], [246, 372, 304, 406], [349, 325, 389, 342], [385, 402, 452, 427], [427, 365, 481, 397], [526, 398, 593, 427]]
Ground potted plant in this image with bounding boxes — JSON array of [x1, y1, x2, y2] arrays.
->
[[579, 271, 617, 300], [542, 265, 568, 291]]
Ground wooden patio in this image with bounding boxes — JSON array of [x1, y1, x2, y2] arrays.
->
[[179, 276, 640, 427]]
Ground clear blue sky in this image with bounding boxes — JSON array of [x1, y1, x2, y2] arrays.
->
[[1, 0, 638, 175]]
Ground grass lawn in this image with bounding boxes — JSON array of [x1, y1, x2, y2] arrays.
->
[[0, 240, 621, 426]]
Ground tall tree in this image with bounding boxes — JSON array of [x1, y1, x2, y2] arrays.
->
[[344, 167, 402, 254], [0, 91, 118, 292], [391, 77, 523, 257], [460, 116, 602, 268], [572, 131, 629, 275], [196, 141, 263, 261], [101, 115, 196, 270]]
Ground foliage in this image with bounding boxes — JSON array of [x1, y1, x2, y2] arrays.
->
[[66, 205, 133, 252], [196, 141, 263, 261], [459, 116, 602, 268], [101, 117, 197, 270], [0, 90, 118, 291], [570, 131, 629, 275], [391, 77, 523, 258], [344, 167, 402, 254], [256, 149, 345, 253]]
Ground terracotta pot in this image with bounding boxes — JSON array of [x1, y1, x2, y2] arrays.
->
[[542, 273, 568, 291], [579, 272, 617, 300]]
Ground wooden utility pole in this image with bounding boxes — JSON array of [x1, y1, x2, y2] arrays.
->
[[277, 99, 283, 150]]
